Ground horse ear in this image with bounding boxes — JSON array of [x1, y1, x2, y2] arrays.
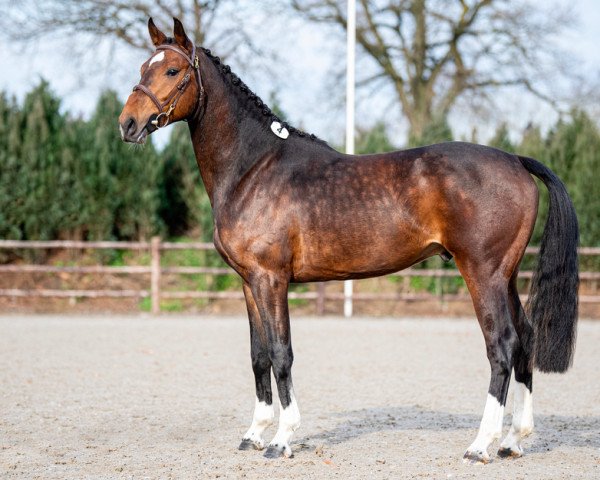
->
[[173, 17, 193, 52], [148, 17, 167, 46]]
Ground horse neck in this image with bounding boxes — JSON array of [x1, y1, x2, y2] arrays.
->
[[187, 55, 282, 209]]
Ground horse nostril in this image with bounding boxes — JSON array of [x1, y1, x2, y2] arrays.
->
[[125, 117, 137, 137]]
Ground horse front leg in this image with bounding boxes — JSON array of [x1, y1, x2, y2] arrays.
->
[[238, 282, 275, 451], [249, 272, 300, 459]]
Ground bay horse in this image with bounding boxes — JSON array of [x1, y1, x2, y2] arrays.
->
[[119, 18, 579, 464]]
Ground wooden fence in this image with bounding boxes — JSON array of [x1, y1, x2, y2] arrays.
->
[[0, 238, 599, 315]]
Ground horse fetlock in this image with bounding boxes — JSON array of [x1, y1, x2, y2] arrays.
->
[[498, 420, 533, 459], [264, 441, 293, 459], [519, 413, 534, 437], [521, 422, 534, 437], [465, 429, 501, 464], [254, 410, 275, 428], [463, 448, 491, 465], [267, 420, 297, 459], [497, 444, 523, 459], [240, 399, 275, 451], [252, 399, 275, 426], [241, 417, 272, 449], [238, 437, 265, 451], [510, 421, 533, 440], [281, 411, 301, 433], [289, 418, 301, 432], [241, 428, 267, 449]]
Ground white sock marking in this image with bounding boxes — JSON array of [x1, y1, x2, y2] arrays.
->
[[500, 381, 533, 455], [149, 51, 165, 66], [242, 397, 274, 449], [269, 389, 301, 457], [466, 394, 504, 460]]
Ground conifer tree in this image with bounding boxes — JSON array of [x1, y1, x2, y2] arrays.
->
[[488, 123, 515, 153], [84, 90, 163, 240], [0, 93, 22, 240], [59, 116, 89, 239], [519, 123, 545, 160], [546, 110, 600, 248], [160, 123, 212, 240], [408, 116, 453, 147], [355, 122, 396, 154], [18, 81, 65, 240]]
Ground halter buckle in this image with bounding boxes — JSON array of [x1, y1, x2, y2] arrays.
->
[[194, 55, 199, 69]]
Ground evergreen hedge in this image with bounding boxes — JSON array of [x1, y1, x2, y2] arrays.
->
[[1, 81, 599, 249]]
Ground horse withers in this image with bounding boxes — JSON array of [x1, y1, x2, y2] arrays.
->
[[118, 18, 579, 464]]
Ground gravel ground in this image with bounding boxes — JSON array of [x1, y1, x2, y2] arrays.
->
[[1, 315, 599, 479]]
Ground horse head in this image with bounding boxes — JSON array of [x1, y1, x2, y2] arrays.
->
[[119, 18, 203, 144]]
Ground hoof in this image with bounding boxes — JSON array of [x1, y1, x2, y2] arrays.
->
[[263, 444, 292, 459], [463, 450, 491, 465], [238, 439, 263, 451], [497, 447, 522, 459]]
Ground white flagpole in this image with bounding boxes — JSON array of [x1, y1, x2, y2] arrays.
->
[[344, 0, 356, 318]]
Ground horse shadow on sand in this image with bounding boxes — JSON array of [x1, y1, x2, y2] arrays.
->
[[294, 405, 600, 454]]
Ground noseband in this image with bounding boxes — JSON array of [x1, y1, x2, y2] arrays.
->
[[133, 44, 204, 128]]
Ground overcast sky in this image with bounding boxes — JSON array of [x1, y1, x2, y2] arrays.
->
[[1, 0, 599, 148]]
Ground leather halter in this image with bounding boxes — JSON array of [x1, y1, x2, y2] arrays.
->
[[133, 43, 204, 128]]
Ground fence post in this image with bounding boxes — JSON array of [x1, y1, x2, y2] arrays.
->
[[316, 282, 326, 316], [151, 236, 161, 315]]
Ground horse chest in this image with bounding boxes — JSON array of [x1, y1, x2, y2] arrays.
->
[[213, 224, 247, 275]]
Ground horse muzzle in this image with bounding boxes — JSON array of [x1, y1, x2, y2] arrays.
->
[[119, 115, 157, 144]]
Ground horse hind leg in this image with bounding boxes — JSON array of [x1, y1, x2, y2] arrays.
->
[[498, 276, 534, 458], [239, 283, 275, 451], [458, 262, 519, 464]]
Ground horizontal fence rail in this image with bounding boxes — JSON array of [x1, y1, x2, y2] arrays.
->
[[1, 239, 599, 315]]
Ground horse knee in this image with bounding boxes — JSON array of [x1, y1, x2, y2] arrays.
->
[[269, 344, 293, 378], [269, 343, 292, 363], [251, 350, 271, 374]]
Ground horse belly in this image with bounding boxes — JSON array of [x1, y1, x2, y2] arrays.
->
[[291, 210, 440, 282]]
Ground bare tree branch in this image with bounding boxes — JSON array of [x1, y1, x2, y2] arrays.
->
[[2, 0, 261, 63], [291, 0, 578, 138]]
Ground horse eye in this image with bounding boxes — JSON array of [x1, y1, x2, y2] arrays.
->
[[166, 68, 179, 76]]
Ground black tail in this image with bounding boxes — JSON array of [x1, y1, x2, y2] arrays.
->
[[518, 156, 579, 373]]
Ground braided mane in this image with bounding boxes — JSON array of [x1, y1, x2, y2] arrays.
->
[[200, 47, 328, 145]]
